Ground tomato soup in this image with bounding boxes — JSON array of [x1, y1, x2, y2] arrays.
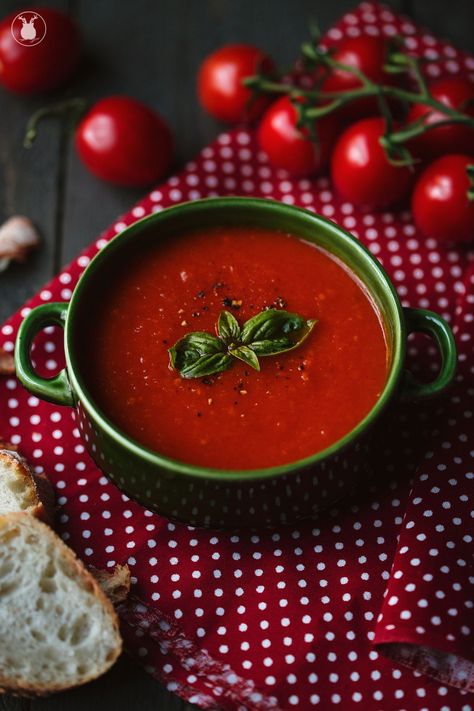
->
[[78, 226, 388, 469]]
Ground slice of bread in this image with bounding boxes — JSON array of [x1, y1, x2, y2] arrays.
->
[[0, 450, 55, 524], [89, 564, 131, 605], [0, 349, 14, 375], [0, 447, 130, 604], [0, 513, 122, 695]]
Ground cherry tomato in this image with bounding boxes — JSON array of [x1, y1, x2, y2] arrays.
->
[[407, 77, 474, 159], [331, 117, 413, 209], [0, 7, 80, 94], [321, 36, 397, 120], [75, 97, 173, 187], [412, 154, 474, 244], [197, 44, 275, 123], [257, 96, 339, 177]]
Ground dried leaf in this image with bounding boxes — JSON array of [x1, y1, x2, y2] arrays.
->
[[0, 216, 40, 272]]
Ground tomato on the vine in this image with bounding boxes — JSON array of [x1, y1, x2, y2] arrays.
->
[[257, 96, 339, 177], [331, 117, 413, 209], [197, 44, 275, 123], [321, 36, 398, 119], [407, 77, 474, 159], [0, 7, 80, 94], [75, 97, 173, 187], [412, 154, 474, 244]]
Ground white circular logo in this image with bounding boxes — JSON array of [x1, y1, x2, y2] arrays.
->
[[11, 11, 47, 47]]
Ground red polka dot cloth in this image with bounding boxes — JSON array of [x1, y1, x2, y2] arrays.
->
[[1, 3, 473, 709]]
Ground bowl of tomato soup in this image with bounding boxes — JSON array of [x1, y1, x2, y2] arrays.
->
[[15, 198, 456, 527]]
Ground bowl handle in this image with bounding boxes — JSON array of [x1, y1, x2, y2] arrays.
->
[[15, 303, 74, 407], [400, 307, 457, 401]]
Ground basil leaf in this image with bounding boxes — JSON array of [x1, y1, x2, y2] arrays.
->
[[250, 337, 295, 355], [229, 345, 260, 371], [168, 309, 317, 379], [180, 352, 233, 379], [242, 309, 317, 350], [169, 332, 226, 373], [217, 310, 241, 345]]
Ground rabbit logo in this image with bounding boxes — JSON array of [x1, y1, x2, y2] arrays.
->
[[11, 11, 47, 46]]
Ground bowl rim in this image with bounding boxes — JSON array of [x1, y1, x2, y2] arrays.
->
[[65, 197, 406, 481]]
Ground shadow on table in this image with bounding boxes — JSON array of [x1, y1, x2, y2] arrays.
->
[[1, 655, 196, 711]]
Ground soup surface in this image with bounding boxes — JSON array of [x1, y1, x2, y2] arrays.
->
[[79, 226, 388, 469]]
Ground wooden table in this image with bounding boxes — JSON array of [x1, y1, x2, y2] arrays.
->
[[1, 0, 472, 708]]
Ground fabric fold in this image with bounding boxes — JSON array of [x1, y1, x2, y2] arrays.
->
[[1, 3, 473, 708]]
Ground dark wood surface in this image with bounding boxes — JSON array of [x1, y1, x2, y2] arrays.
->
[[0, 1, 472, 709]]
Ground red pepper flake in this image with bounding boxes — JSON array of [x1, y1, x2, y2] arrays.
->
[[213, 282, 225, 295], [234, 380, 248, 395], [264, 295, 287, 311], [223, 297, 242, 309]]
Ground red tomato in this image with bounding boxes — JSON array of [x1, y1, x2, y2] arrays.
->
[[407, 77, 474, 159], [412, 154, 474, 244], [75, 97, 173, 187], [321, 36, 397, 119], [0, 7, 80, 94], [331, 117, 413, 209], [197, 44, 275, 123], [257, 96, 339, 177]]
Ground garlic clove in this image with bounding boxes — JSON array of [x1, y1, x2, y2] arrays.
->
[[0, 216, 40, 271]]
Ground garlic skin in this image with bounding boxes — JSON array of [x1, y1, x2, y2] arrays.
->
[[0, 216, 40, 272]]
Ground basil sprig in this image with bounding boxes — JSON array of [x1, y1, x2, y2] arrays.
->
[[169, 309, 317, 379]]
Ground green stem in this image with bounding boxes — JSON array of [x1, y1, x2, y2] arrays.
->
[[388, 116, 474, 144], [246, 39, 474, 160], [24, 98, 87, 149], [320, 56, 372, 87], [305, 98, 347, 119], [381, 85, 464, 118]]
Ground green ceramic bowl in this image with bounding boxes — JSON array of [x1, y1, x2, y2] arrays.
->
[[15, 198, 456, 528]]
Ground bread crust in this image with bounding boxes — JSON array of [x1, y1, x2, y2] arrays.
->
[[0, 513, 122, 696], [0, 450, 55, 524], [0, 441, 18, 451], [0, 349, 14, 375], [89, 564, 131, 605]]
